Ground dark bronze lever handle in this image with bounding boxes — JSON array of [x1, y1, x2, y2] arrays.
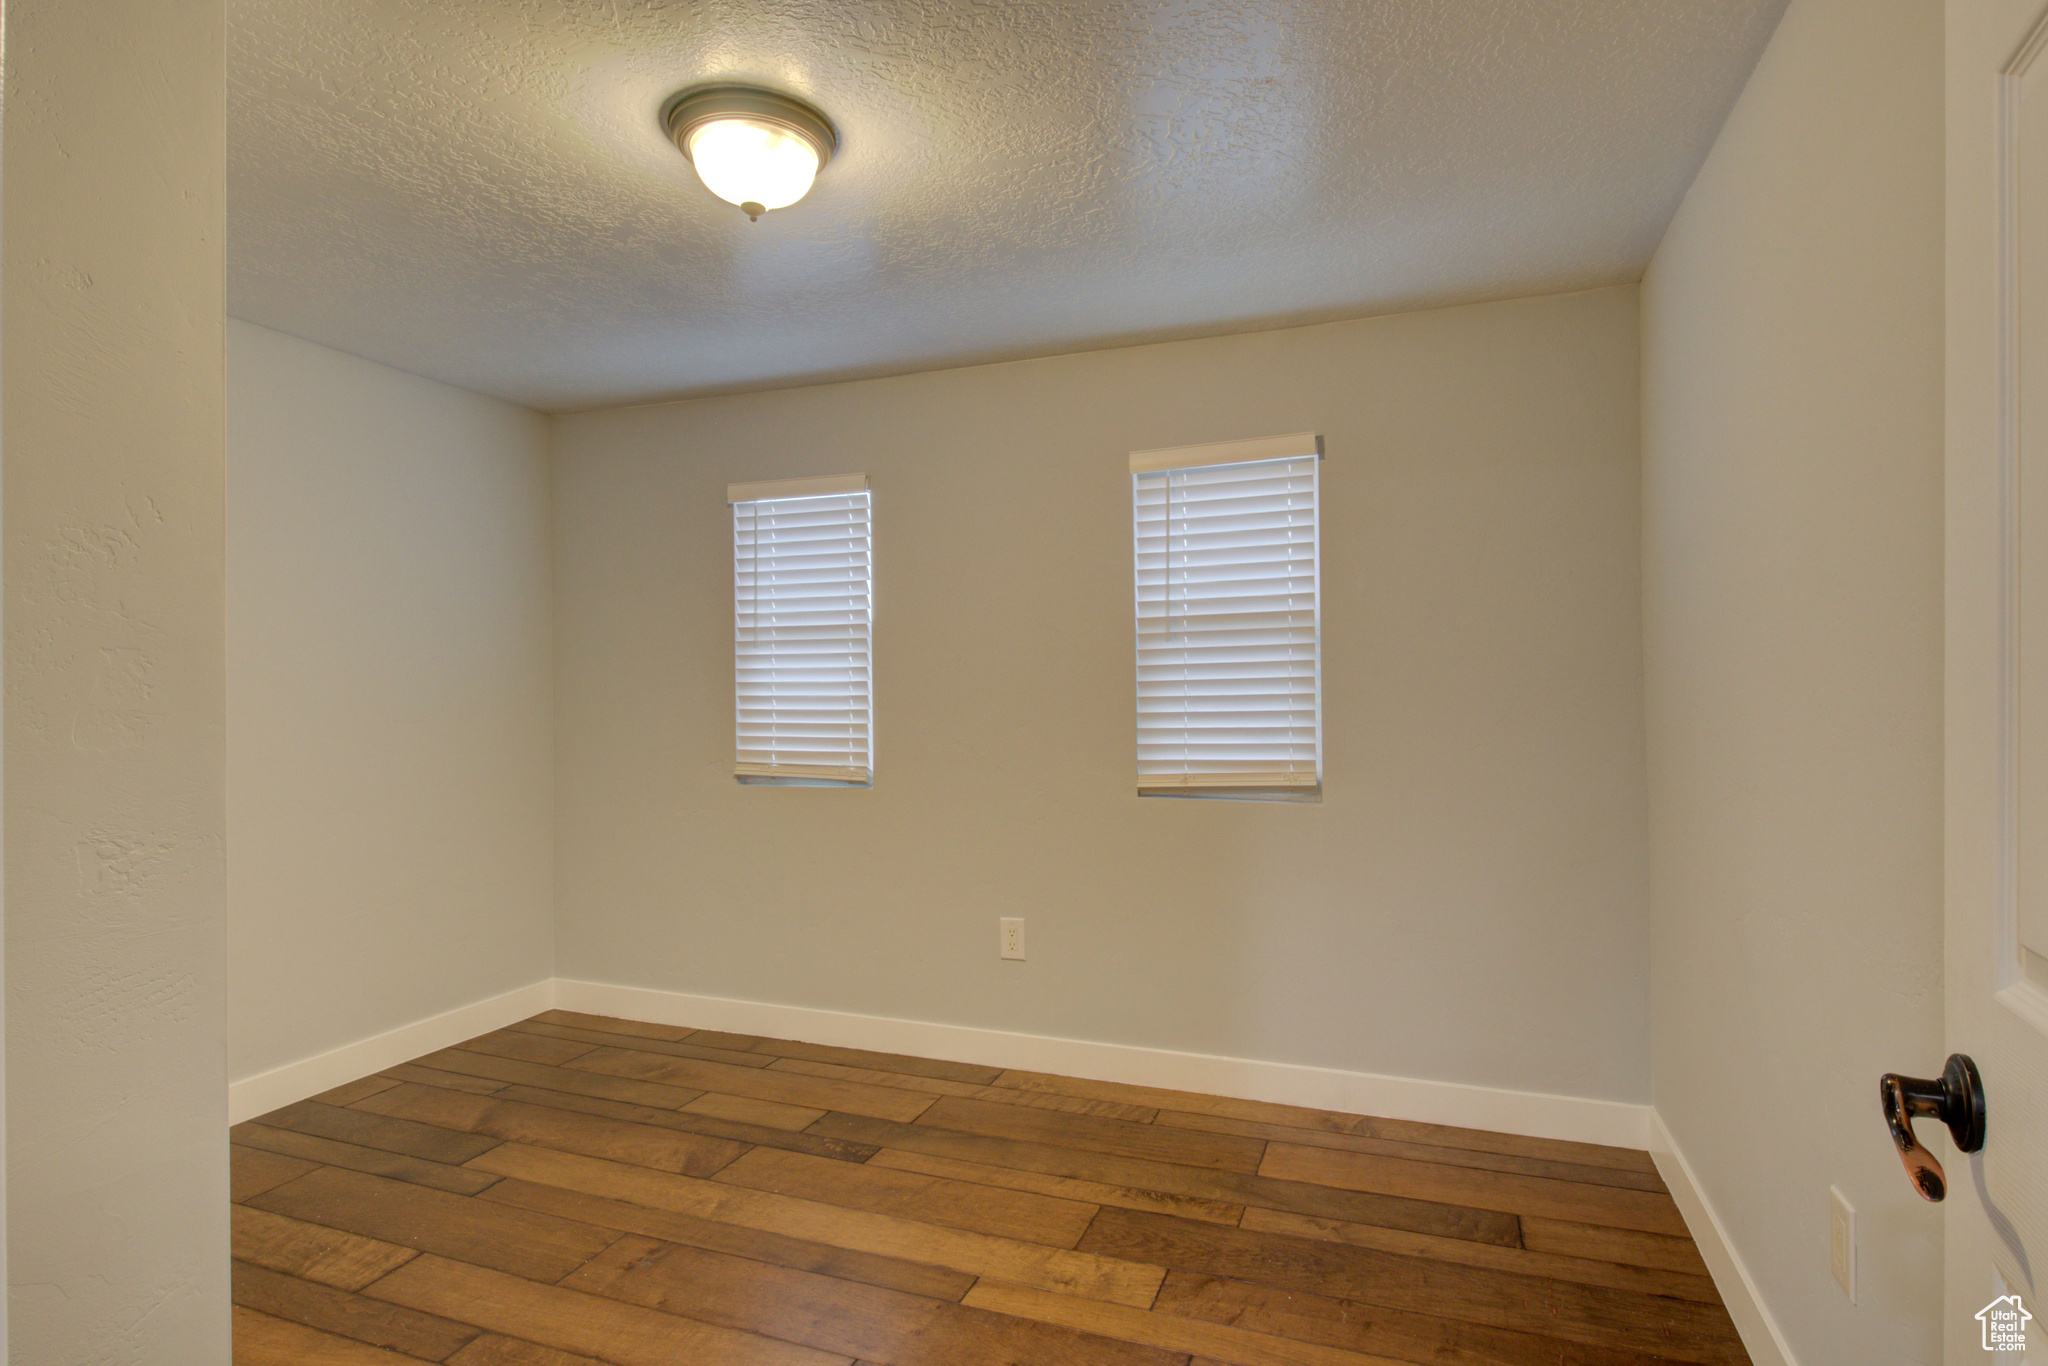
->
[[1880, 1053, 1986, 1201]]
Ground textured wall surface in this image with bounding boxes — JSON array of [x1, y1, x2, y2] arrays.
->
[[1641, 0, 1945, 1359], [554, 285, 1651, 1105], [230, 0, 1784, 409], [4, 0, 231, 1359], [227, 321, 555, 1085]]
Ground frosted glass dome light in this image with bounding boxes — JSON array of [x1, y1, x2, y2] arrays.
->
[[687, 119, 819, 213], [666, 86, 837, 223]]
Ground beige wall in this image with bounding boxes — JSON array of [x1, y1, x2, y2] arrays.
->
[[3, 0, 229, 1357], [1641, 0, 1945, 1358], [228, 321, 554, 1082], [553, 285, 1651, 1103]]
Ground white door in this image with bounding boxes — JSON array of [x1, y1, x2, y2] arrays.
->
[[1949, 2, 2048, 1357]]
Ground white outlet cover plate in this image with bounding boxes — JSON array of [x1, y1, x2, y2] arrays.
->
[[999, 918, 1025, 961]]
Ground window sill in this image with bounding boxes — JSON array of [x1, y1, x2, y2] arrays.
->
[[1138, 785, 1321, 803], [736, 774, 872, 789]]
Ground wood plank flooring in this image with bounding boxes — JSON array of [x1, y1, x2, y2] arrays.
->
[[231, 1010, 1750, 1366]]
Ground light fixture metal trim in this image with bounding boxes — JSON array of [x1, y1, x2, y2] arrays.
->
[[664, 84, 838, 220]]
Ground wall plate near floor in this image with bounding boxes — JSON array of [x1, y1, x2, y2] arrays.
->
[[999, 917, 1025, 960], [1829, 1185, 1856, 1302]]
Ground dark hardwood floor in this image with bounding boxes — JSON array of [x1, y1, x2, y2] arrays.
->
[[229, 1010, 1750, 1366]]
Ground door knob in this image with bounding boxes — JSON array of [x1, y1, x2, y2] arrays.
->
[[1880, 1053, 1986, 1201]]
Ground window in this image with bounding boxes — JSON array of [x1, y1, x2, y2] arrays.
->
[[729, 474, 873, 785], [1131, 433, 1321, 799]]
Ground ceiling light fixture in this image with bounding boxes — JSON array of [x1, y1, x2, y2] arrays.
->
[[664, 85, 837, 223]]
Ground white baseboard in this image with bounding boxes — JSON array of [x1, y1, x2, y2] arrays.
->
[[226, 974, 1655, 1149], [1648, 1109, 1797, 1366], [228, 978, 557, 1124], [553, 978, 1651, 1150]]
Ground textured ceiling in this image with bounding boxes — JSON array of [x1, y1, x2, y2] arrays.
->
[[229, 0, 1787, 411]]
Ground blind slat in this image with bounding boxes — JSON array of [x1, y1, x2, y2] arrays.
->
[[736, 488, 873, 784], [1134, 454, 1320, 793]]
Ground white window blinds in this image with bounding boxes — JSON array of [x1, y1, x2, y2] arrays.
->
[[1132, 434, 1320, 797], [730, 474, 872, 785]]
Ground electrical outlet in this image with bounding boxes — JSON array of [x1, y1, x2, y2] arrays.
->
[[1830, 1186, 1856, 1302], [1000, 917, 1025, 960]]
